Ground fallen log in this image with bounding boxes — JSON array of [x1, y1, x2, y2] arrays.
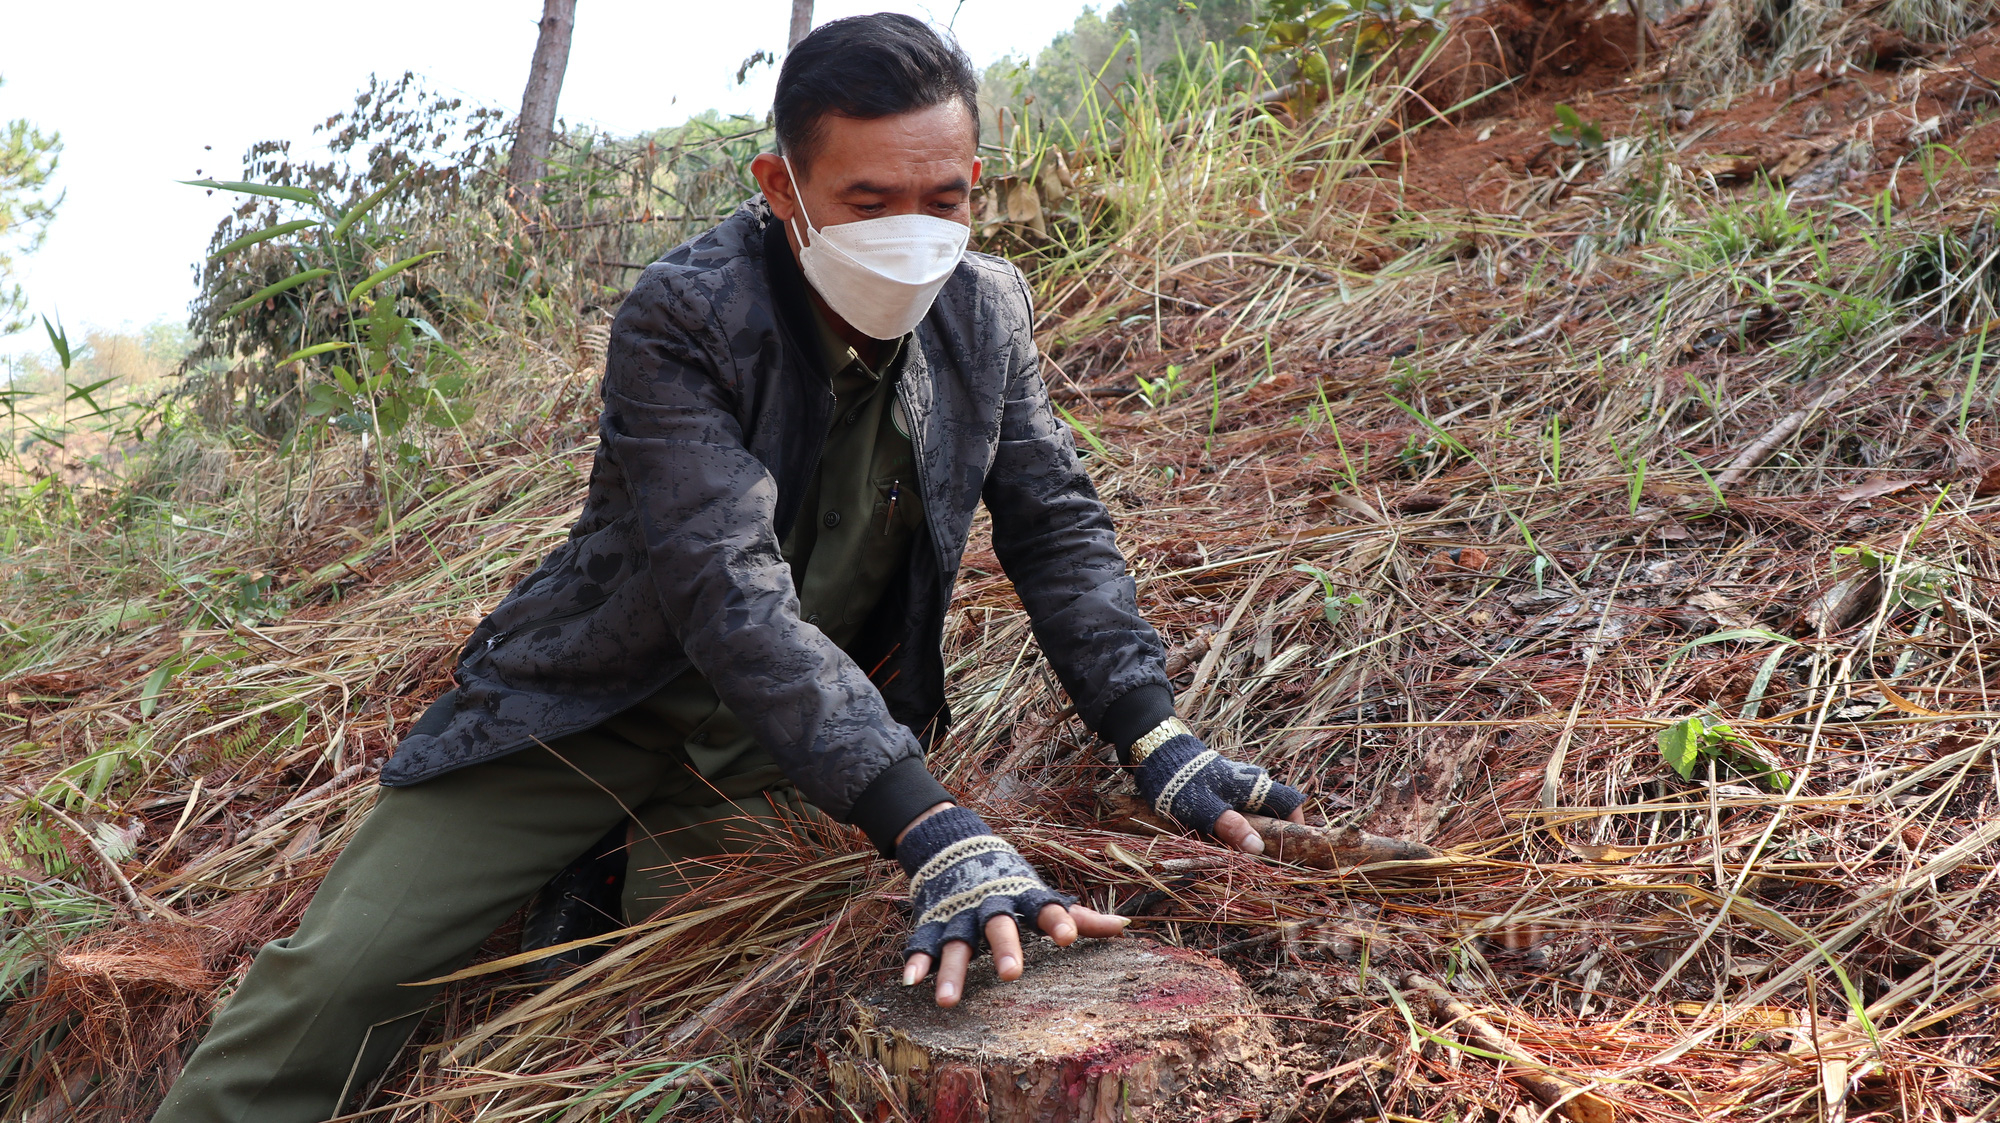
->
[[1403, 972, 1615, 1123], [830, 937, 1285, 1123], [1098, 794, 1448, 872]]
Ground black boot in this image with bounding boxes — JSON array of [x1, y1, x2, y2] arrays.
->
[[520, 821, 628, 982]]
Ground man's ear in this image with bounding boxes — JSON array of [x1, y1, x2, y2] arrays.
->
[[749, 152, 799, 223], [970, 156, 981, 190]]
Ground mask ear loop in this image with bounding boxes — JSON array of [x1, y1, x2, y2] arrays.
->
[[781, 153, 816, 249]]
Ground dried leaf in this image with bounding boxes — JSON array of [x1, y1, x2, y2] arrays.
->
[[1832, 477, 1918, 503], [1978, 459, 2000, 497], [1694, 153, 1766, 182], [1772, 144, 1822, 179], [1802, 574, 1883, 633], [1874, 680, 1948, 717], [1686, 590, 1757, 628], [1425, 546, 1491, 573], [1001, 177, 1046, 237]]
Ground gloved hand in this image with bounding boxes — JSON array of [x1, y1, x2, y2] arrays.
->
[[896, 805, 1073, 963], [896, 804, 1133, 1006], [1128, 717, 1306, 846]]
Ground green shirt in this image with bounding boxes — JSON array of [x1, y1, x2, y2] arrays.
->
[[784, 304, 925, 648], [597, 304, 925, 789]]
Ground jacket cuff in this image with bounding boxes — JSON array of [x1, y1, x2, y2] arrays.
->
[[1097, 684, 1177, 763], [847, 755, 954, 857]]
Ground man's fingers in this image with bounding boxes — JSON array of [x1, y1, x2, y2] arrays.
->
[[1065, 903, 1132, 938], [934, 940, 973, 1007], [1036, 902, 1080, 945], [1287, 806, 1307, 825], [1034, 902, 1132, 946], [914, 907, 1130, 1003], [1212, 809, 1264, 854], [987, 915, 1025, 980]]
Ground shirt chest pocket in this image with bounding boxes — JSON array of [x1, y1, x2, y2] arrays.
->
[[870, 475, 925, 536]]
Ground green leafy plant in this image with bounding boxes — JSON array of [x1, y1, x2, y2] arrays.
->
[[1396, 432, 1444, 476], [1138, 363, 1186, 408], [1677, 448, 1729, 511], [36, 733, 154, 812], [1386, 394, 1472, 480], [187, 172, 472, 492], [572, 1058, 721, 1123], [302, 294, 472, 439], [1606, 435, 1646, 514], [1503, 512, 1565, 593], [1549, 105, 1605, 151], [4, 317, 134, 459], [1834, 543, 1949, 613], [175, 566, 287, 628], [1665, 627, 1801, 669], [1657, 715, 1791, 791], [1054, 403, 1118, 462], [1385, 356, 1429, 397], [1244, 0, 1446, 95], [1293, 563, 1364, 623], [140, 643, 254, 718], [1683, 181, 1819, 267]]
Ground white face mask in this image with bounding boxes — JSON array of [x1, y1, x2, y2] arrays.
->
[[782, 155, 970, 340]]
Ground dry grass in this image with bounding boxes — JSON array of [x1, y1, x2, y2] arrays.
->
[[8, 14, 2000, 1120]]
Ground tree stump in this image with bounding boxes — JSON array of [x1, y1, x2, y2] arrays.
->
[[829, 937, 1284, 1123]]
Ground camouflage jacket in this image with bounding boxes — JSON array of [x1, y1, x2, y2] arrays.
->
[[381, 198, 1172, 851]]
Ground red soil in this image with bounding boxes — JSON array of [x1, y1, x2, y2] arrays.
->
[[1358, 10, 2000, 215]]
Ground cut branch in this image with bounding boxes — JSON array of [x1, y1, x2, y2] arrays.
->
[[1100, 794, 1449, 871], [1404, 972, 1616, 1123]]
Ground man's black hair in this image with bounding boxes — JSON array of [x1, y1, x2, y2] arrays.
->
[[774, 13, 979, 173]]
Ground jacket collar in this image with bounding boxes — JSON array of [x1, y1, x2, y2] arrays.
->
[[760, 209, 836, 386]]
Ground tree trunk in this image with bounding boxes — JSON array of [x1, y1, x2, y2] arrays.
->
[[787, 0, 813, 48], [506, 0, 578, 201], [829, 938, 1287, 1122]]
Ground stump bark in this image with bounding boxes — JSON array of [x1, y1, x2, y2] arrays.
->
[[830, 938, 1283, 1123]]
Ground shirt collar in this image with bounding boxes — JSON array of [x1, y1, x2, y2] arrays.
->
[[808, 298, 906, 384]]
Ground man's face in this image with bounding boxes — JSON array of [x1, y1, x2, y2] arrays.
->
[[751, 100, 981, 251]]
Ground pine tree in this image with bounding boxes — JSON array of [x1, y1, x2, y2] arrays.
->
[[0, 76, 62, 335]]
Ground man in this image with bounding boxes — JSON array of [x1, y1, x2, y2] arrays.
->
[[154, 15, 1306, 1122]]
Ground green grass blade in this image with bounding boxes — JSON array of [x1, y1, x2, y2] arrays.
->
[[181, 178, 320, 205], [228, 268, 333, 316], [210, 219, 321, 260], [349, 251, 443, 303]]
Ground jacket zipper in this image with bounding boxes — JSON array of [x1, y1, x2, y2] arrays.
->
[[796, 387, 835, 541], [484, 598, 610, 652], [767, 260, 834, 543], [894, 370, 951, 594]]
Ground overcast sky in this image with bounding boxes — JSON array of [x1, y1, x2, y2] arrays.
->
[[0, 0, 1090, 357]]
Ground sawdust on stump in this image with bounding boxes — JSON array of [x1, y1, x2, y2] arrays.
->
[[828, 937, 1286, 1123]]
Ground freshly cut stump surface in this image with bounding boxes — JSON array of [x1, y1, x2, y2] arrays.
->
[[831, 937, 1282, 1123]]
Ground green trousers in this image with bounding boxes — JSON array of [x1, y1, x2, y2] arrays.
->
[[152, 725, 818, 1123]]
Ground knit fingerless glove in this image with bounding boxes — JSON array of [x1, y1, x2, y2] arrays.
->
[[1128, 718, 1306, 834], [895, 806, 1074, 962]]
